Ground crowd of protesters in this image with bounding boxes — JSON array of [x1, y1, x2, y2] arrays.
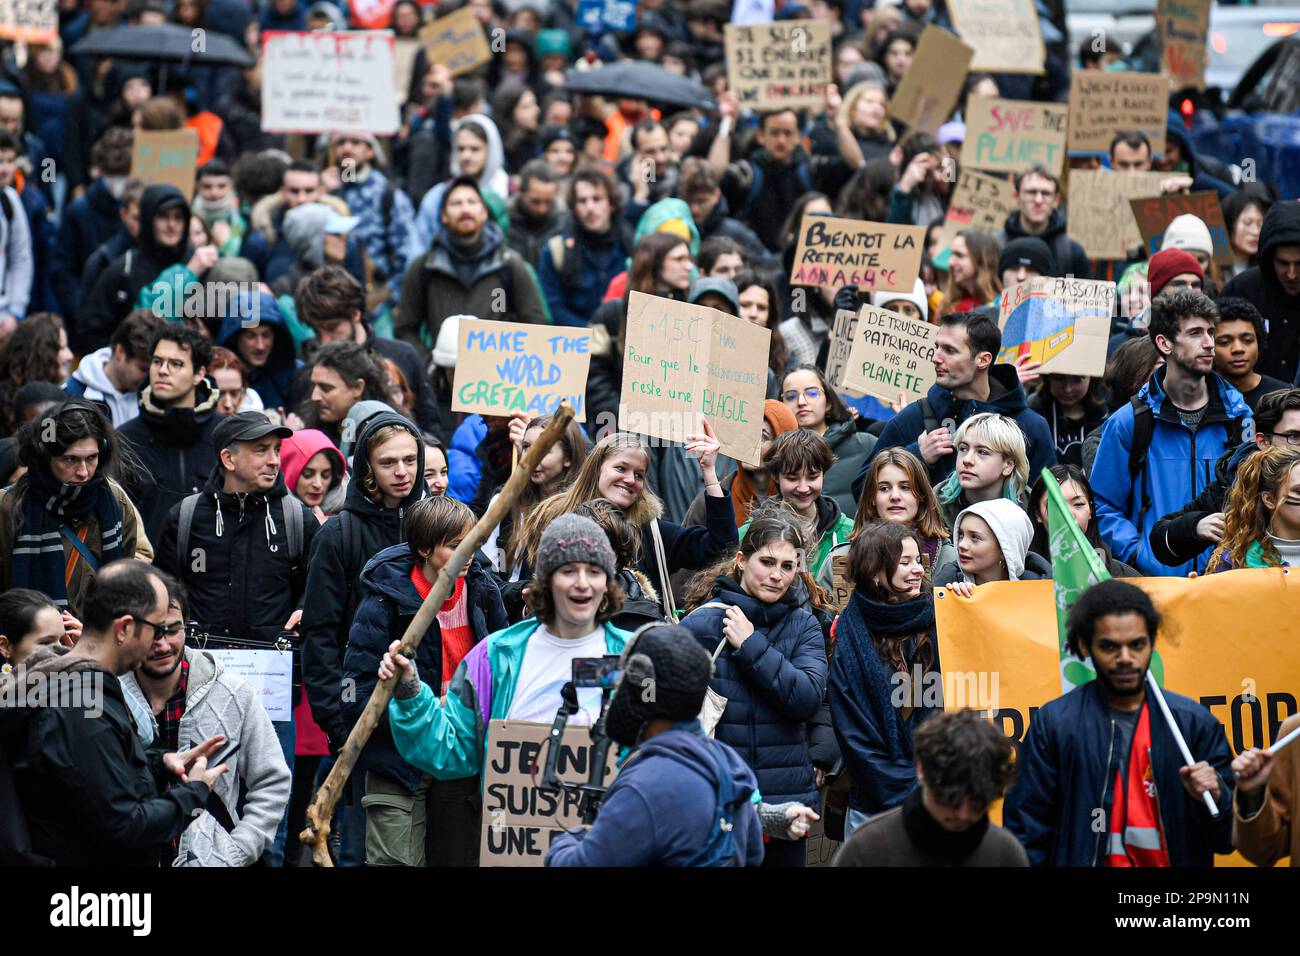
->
[[0, 0, 1295, 870]]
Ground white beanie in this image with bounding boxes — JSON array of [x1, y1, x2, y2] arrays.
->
[[432, 315, 467, 369], [870, 278, 929, 322], [1161, 214, 1214, 257], [955, 498, 1034, 582]]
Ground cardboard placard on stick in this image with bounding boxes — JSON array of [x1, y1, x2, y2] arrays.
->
[[826, 309, 865, 397], [419, 6, 493, 77], [262, 30, 400, 134], [841, 303, 938, 405], [451, 318, 592, 421], [1066, 71, 1168, 157], [938, 168, 1015, 250], [888, 26, 974, 135], [961, 95, 1068, 175], [1158, 0, 1211, 91], [724, 21, 832, 111], [1129, 191, 1232, 266], [996, 277, 1116, 377], [947, 0, 1045, 74], [789, 215, 925, 294], [619, 292, 770, 466], [479, 720, 619, 866], [1066, 169, 1167, 260], [131, 128, 199, 197]]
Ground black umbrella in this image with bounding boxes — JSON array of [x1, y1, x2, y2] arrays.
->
[[70, 24, 255, 68], [564, 61, 715, 110]]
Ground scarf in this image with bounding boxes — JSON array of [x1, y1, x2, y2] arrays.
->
[[445, 230, 489, 289], [191, 192, 238, 223], [731, 399, 798, 526], [1106, 702, 1171, 867], [834, 590, 937, 765], [900, 787, 991, 861], [11, 471, 124, 608]]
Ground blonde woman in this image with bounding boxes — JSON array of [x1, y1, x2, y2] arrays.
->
[[934, 413, 1031, 532]]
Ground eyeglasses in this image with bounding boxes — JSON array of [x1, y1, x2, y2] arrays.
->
[[1020, 188, 1055, 198], [782, 387, 823, 403], [134, 615, 184, 639], [1270, 431, 1300, 446]]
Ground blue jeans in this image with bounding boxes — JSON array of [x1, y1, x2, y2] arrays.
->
[[264, 717, 296, 866]]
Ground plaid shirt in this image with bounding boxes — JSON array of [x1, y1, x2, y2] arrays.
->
[[157, 659, 190, 756]]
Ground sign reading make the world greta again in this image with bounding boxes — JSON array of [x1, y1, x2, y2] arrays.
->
[[452, 318, 592, 421]]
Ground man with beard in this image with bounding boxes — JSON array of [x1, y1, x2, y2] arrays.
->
[[395, 175, 545, 361], [1003, 580, 1234, 867], [507, 160, 565, 264], [121, 577, 290, 866], [1091, 290, 1254, 576], [537, 168, 634, 327], [119, 325, 223, 546]]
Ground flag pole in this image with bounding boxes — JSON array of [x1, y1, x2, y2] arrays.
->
[[1146, 671, 1220, 818], [1267, 723, 1300, 756]]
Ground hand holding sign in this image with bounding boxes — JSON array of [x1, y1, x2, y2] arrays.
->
[[685, 417, 722, 478]]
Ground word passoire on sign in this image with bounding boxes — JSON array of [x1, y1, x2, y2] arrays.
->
[[789, 216, 925, 293], [261, 30, 399, 135], [451, 318, 592, 421]]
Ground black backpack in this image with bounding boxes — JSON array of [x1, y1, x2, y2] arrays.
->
[[176, 493, 305, 572]]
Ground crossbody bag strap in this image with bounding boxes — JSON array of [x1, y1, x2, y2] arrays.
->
[[684, 600, 731, 661], [649, 520, 678, 623]]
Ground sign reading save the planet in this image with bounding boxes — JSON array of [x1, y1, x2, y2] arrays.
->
[[961, 95, 1068, 176], [452, 318, 591, 421]]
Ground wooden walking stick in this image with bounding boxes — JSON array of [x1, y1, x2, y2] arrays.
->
[[299, 404, 577, 866]]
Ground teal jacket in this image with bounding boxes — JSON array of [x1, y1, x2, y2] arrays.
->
[[389, 617, 631, 781]]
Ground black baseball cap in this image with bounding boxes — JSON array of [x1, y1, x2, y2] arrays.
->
[[212, 411, 293, 451]]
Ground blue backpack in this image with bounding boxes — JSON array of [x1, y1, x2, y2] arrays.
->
[[684, 739, 745, 867]]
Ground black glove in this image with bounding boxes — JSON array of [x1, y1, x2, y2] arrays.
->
[[833, 285, 862, 315]]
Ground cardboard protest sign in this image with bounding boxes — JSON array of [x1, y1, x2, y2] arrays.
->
[[131, 129, 199, 198], [887, 26, 974, 135], [947, 0, 1044, 74], [262, 30, 400, 135], [938, 168, 1015, 251], [393, 36, 421, 104], [826, 309, 865, 397], [996, 277, 1116, 377], [0, 0, 56, 42], [789, 216, 925, 294], [829, 554, 852, 611], [805, 812, 841, 867], [1129, 191, 1232, 266], [452, 318, 591, 421], [620, 292, 770, 466], [1158, 0, 1211, 91], [936, 569, 1300, 865], [419, 6, 492, 77], [841, 303, 938, 405], [1066, 169, 1167, 260], [961, 95, 1068, 176], [480, 720, 619, 866], [724, 21, 832, 111], [1066, 71, 1168, 157]]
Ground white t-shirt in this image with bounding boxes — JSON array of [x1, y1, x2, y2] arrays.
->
[[506, 624, 607, 725]]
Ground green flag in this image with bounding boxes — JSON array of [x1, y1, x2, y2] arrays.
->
[[1042, 468, 1109, 690]]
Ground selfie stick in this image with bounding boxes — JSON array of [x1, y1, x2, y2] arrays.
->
[[1146, 672, 1219, 818]]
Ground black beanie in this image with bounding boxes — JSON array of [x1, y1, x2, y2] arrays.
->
[[605, 625, 714, 747], [997, 236, 1056, 278]]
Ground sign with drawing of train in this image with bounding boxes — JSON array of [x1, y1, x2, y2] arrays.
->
[[996, 277, 1115, 377]]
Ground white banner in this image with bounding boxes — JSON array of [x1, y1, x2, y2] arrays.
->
[[262, 30, 400, 135], [207, 649, 293, 722]]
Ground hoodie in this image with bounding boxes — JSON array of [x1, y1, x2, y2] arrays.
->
[[300, 412, 427, 748], [413, 113, 508, 250], [1001, 207, 1093, 281], [855, 364, 1057, 498], [280, 427, 347, 515], [216, 292, 301, 410], [64, 346, 142, 426], [1220, 201, 1300, 383], [545, 728, 765, 866], [120, 648, 291, 867], [946, 498, 1036, 582]]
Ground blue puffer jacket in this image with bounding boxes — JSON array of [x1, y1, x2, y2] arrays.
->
[[854, 364, 1056, 498], [1090, 367, 1251, 577], [680, 578, 827, 808], [536, 228, 631, 328], [341, 545, 506, 792], [447, 414, 486, 505], [1002, 681, 1234, 867]]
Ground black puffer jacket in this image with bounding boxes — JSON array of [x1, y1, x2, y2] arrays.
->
[[119, 379, 224, 547], [0, 644, 209, 866], [679, 577, 828, 808], [154, 461, 317, 642], [300, 412, 427, 750], [1220, 201, 1300, 383]]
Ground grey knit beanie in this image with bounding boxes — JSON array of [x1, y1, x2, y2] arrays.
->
[[535, 513, 617, 581]]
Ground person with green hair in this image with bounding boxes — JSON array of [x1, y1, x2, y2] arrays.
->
[[934, 412, 1031, 534]]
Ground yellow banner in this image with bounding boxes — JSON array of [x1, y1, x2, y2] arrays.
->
[[936, 570, 1300, 865]]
